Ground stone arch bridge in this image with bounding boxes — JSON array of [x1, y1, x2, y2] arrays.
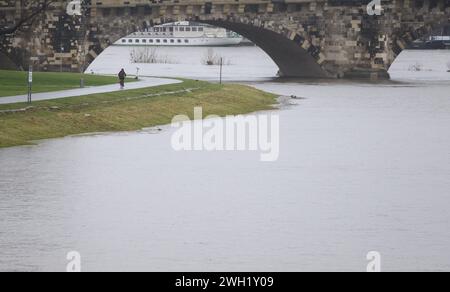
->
[[0, 0, 449, 79]]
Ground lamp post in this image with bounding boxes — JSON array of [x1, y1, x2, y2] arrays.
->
[[79, 2, 86, 88], [219, 57, 223, 84], [67, 0, 85, 88], [136, 67, 140, 80], [27, 65, 33, 104], [60, 45, 64, 72]]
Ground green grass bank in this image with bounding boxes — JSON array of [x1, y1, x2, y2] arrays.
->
[[0, 79, 278, 148], [0, 70, 133, 97]]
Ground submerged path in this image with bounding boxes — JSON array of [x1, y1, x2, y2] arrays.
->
[[0, 77, 181, 105]]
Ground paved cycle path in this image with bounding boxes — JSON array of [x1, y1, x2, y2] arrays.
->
[[0, 77, 181, 105]]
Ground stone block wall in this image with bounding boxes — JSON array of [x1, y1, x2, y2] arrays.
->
[[0, 0, 448, 78]]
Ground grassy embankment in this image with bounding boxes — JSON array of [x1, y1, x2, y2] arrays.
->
[[0, 77, 278, 148], [0, 70, 134, 97]]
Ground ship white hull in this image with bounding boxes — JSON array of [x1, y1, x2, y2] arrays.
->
[[114, 36, 243, 47]]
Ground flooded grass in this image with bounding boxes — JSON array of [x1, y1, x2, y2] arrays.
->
[[0, 79, 277, 148]]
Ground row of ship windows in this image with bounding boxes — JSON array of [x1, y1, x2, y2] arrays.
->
[[151, 27, 204, 33], [122, 39, 190, 44]]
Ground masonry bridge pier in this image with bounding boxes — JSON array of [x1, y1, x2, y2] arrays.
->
[[0, 0, 449, 79]]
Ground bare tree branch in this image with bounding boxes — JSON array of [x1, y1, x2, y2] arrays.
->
[[0, 0, 56, 36]]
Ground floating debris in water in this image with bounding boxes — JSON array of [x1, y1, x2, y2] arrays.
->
[[290, 95, 306, 100]]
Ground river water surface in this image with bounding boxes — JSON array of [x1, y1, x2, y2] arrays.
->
[[0, 47, 449, 271]]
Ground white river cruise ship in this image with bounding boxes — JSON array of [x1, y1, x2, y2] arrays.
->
[[114, 22, 243, 47]]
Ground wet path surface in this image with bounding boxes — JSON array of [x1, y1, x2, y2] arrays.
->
[[0, 77, 181, 105]]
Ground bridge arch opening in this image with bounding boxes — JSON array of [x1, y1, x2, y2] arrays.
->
[[195, 20, 329, 78], [388, 22, 450, 71], [85, 19, 330, 79]]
